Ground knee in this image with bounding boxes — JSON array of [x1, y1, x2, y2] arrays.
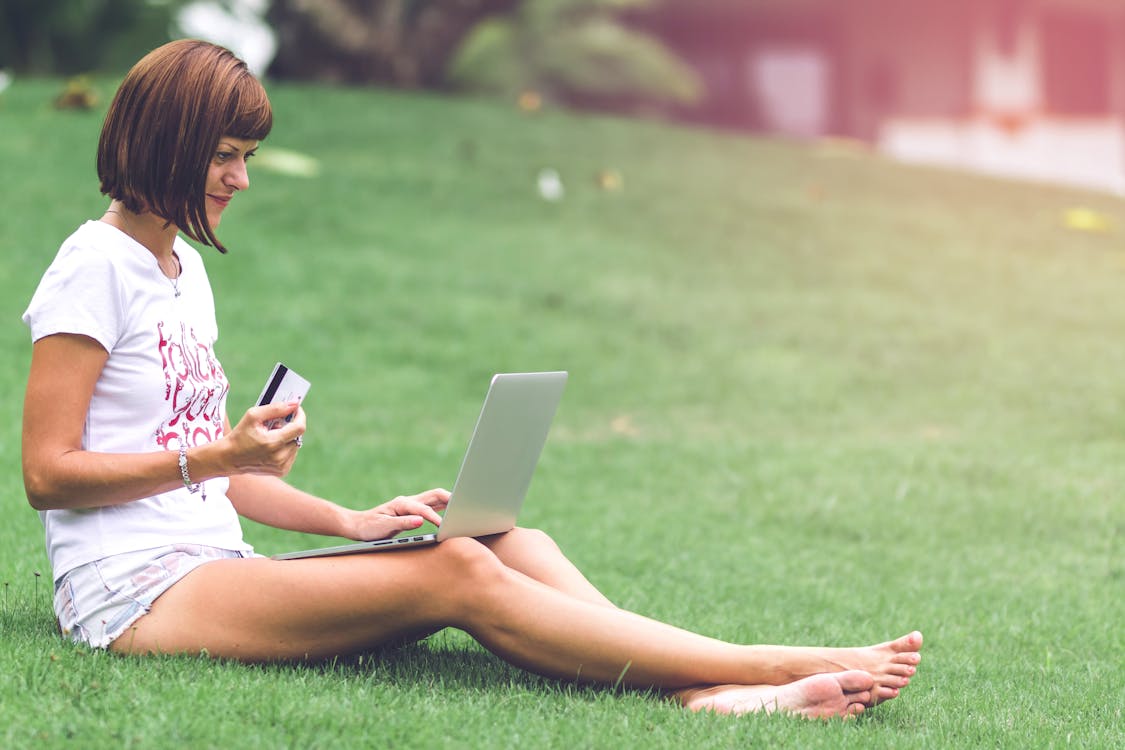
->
[[435, 537, 508, 591], [504, 526, 560, 554]]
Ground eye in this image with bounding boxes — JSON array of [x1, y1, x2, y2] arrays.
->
[[214, 151, 233, 163]]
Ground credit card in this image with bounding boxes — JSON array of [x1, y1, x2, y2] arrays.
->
[[256, 362, 310, 429]]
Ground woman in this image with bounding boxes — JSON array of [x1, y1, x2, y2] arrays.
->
[[21, 39, 922, 720]]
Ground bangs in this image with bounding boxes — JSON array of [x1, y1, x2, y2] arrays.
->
[[224, 75, 273, 141]]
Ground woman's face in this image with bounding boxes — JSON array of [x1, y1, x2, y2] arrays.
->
[[205, 136, 258, 229]]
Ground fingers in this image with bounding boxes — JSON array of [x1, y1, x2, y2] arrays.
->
[[251, 402, 304, 435], [253, 400, 301, 424], [227, 404, 306, 476], [350, 489, 450, 541], [379, 489, 449, 527], [413, 489, 450, 523], [351, 510, 427, 542], [272, 406, 306, 444], [391, 496, 445, 526], [391, 515, 427, 533], [417, 488, 451, 509]]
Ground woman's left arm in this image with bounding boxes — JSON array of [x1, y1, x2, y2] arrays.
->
[[223, 419, 449, 540], [226, 472, 353, 536], [227, 474, 449, 541]]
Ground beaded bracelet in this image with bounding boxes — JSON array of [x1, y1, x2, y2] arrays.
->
[[178, 442, 207, 501]]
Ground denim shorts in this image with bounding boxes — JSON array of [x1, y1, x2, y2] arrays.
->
[[53, 543, 255, 649]]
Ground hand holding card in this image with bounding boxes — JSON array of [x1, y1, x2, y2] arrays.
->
[[256, 362, 310, 430]]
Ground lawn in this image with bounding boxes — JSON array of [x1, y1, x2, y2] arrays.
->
[[0, 78, 1122, 748]]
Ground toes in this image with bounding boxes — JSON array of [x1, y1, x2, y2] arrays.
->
[[892, 652, 922, 666], [892, 631, 923, 651], [886, 663, 917, 677], [847, 689, 873, 706], [835, 670, 875, 692], [872, 685, 900, 704]]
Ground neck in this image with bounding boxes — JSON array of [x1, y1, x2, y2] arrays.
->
[[102, 201, 179, 263]]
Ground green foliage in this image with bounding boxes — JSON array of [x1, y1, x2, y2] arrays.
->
[[0, 0, 187, 74], [450, 0, 701, 109]]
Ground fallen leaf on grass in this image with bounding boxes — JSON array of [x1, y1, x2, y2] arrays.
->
[[518, 90, 542, 114], [1063, 207, 1113, 234], [596, 169, 624, 192], [610, 414, 640, 437], [54, 76, 98, 110]]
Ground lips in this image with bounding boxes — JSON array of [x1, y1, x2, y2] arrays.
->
[[207, 194, 232, 208]]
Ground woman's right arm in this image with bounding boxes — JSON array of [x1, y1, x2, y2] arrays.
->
[[22, 333, 304, 511]]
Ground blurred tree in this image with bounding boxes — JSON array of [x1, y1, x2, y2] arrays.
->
[[0, 0, 188, 74], [266, 0, 520, 87], [449, 0, 700, 111]]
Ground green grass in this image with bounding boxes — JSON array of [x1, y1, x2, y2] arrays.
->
[[1, 78, 1123, 748]]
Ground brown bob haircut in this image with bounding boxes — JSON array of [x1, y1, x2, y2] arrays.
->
[[97, 39, 272, 254]]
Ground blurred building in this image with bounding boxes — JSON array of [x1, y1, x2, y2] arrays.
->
[[639, 0, 1125, 193]]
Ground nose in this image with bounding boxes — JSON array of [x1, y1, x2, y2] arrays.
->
[[225, 158, 250, 192]]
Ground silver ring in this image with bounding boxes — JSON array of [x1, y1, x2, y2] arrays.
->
[[294, 435, 303, 448]]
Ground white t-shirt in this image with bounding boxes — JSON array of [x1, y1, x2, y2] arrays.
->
[[23, 220, 252, 580]]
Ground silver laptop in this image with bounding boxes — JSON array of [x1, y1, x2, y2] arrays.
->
[[272, 371, 567, 560]]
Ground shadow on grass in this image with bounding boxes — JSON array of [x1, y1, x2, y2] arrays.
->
[[301, 635, 644, 700], [6, 592, 643, 705]]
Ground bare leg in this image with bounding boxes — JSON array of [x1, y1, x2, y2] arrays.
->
[[112, 535, 921, 698], [465, 529, 914, 712], [456, 529, 920, 690], [378, 526, 617, 648], [477, 528, 614, 607]]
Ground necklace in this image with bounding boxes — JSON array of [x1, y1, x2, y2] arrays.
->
[[104, 207, 182, 297]]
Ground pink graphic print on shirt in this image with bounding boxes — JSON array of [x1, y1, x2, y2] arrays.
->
[[153, 320, 229, 451]]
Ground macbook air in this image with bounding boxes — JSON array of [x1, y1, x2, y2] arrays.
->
[[272, 371, 567, 560]]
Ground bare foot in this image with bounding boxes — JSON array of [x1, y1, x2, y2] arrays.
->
[[679, 670, 875, 720], [800, 631, 923, 699]]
